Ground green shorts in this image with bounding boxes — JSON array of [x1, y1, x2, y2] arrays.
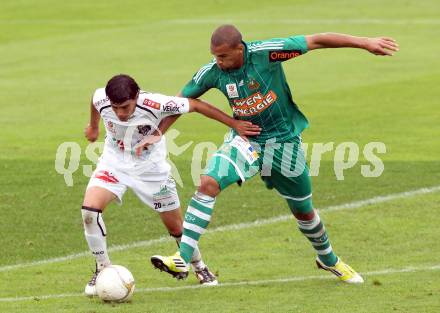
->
[[204, 131, 313, 213]]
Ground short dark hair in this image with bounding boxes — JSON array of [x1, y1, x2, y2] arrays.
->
[[211, 24, 242, 48], [105, 74, 140, 105]]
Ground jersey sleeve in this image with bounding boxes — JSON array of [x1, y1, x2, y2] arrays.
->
[[181, 61, 216, 98], [250, 36, 308, 63], [281, 35, 308, 54], [91, 88, 110, 112], [140, 93, 190, 117]]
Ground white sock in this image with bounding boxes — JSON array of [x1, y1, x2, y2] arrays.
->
[[172, 233, 206, 271], [82, 206, 111, 270]]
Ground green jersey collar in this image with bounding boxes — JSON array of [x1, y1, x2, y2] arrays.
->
[[242, 40, 249, 67]]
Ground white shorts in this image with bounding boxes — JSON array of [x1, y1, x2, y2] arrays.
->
[[87, 160, 180, 213]]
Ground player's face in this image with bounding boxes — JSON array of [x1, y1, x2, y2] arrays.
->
[[211, 43, 244, 71], [111, 99, 137, 121]]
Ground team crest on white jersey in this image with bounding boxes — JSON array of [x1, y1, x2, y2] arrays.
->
[[226, 83, 239, 98], [137, 124, 152, 136], [107, 121, 116, 135]]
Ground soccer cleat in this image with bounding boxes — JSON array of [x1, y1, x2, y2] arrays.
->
[[84, 265, 100, 297], [151, 252, 189, 280], [316, 257, 364, 284], [194, 266, 218, 286]]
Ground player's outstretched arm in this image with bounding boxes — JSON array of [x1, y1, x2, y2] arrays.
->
[[157, 115, 180, 135], [84, 99, 100, 142], [153, 91, 189, 138], [188, 98, 261, 137], [134, 98, 261, 156], [305, 33, 399, 56]]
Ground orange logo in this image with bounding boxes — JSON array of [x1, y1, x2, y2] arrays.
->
[[232, 91, 277, 116], [269, 50, 302, 62], [143, 98, 160, 110]]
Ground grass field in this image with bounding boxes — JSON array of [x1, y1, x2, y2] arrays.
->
[[1, 0, 439, 312]]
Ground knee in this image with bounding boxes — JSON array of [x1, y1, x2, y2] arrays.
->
[[169, 230, 183, 238], [167, 225, 183, 237], [82, 187, 113, 210], [198, 176, 220, 197], [82, 199, 106, 211], [293, 209, 315, 221], [288, 198, 314, 218]]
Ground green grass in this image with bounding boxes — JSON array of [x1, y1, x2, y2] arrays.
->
[[1, 0, 439, 312], [1, 193, 440, 312]]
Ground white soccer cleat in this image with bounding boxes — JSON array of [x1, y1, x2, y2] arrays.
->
[[316, 257, 364, 284], [194, 266, 218, 286], [84, 274, 99, 297], [84, 266, 100, 297]]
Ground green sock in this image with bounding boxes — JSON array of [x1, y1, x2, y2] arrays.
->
[[297, 211, 338, 266], [180, 192, 215, 264]]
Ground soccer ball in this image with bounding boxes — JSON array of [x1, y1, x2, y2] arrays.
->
[[95, 265, 135, 302]]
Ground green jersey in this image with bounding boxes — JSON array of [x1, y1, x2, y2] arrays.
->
[[181, 35, 309, 144]]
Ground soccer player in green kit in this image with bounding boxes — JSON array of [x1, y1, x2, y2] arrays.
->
[[151, 25, 399, 284]]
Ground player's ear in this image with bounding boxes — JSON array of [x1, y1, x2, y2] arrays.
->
[[135, 90, 140, 100]]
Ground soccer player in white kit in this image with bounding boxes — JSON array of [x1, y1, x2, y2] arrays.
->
[[82, 74, 261, 296]]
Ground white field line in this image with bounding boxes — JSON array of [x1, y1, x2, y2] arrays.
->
[[1, 185, 439, 273], [1, 263, 439, 303]]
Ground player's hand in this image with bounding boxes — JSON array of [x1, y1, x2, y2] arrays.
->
[[232, 120, 261, 139], [364, 37, 399, 56], [134, 134, 162, 157], [84, 125, 99, 142]]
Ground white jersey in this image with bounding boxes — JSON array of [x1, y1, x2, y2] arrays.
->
[[92, 88, 190, 178]]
